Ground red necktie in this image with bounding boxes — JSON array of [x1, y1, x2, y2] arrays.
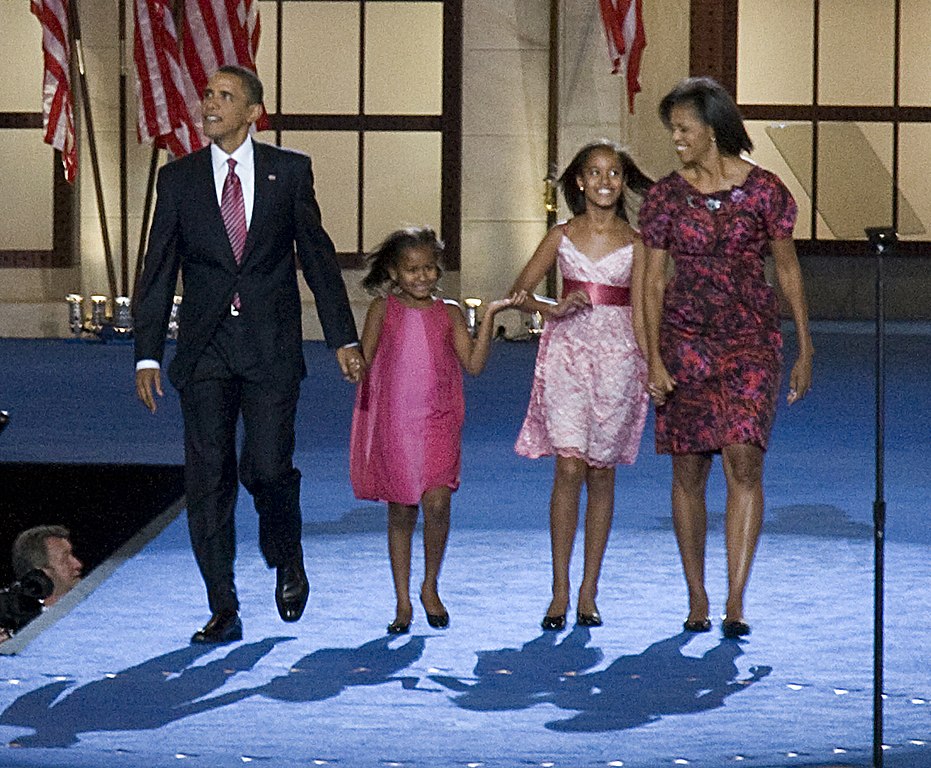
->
[[220, 158, 247, 309]]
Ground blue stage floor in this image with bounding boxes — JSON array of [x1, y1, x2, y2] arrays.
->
[[0, 323, 928, 767]]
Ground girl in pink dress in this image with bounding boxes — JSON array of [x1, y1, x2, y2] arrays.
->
[[512, 141, 652, 631], [350, 227, 523, 634]]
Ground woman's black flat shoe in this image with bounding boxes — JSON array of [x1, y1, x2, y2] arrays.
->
[[541, 614, 566, 631], [722, 619, 751, 638], [576, 611, 602, 627], [425, 610, 449, 629], [683, 617, 712, 633], [387, 619, 411, 635]]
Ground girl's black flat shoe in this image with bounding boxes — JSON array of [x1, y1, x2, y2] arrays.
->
[[722, 619, 751, 638], [425, 610, 449, 629], [387, 619, 411, 635], [683, 617, 712, 633], [576, 611, 602, 627], [541, 614, 566, 631]]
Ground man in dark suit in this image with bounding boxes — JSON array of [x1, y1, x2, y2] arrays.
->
[[134, 65, 364, 644]]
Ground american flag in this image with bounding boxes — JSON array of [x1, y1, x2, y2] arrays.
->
[[599, 0, 646, 114], [134, 0, 267, 157], [31, 0, 78, 182]]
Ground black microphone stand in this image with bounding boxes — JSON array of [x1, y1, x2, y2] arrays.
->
[[864, 226, 895, 768]]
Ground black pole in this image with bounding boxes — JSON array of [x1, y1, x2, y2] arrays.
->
[[865, 225, 894, 768], [133, 147, 161, 296], [544, 0, 559, 298], [68, 0, 119, 300], [119, 0, 128, 296]]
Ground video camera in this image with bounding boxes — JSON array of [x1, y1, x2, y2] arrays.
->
[[0, 569, 53, 632]]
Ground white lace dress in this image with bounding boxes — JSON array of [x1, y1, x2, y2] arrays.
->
[[514, 234, 648, 467]]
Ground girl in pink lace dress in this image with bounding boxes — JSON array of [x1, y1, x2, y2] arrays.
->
[[350, 227, 523, 635], [512, 141, 652, 631]]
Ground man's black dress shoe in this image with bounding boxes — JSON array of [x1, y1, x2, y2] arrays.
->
[[276, 556, 309, 622], [576, 610, 603, 627], [191, 611, 242, 644], [722, 618, 751, 638], [683, 617, 712, 633], [541, 614, 566, 631]]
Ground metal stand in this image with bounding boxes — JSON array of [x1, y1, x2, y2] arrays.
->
[[864, 226, 895, 768]]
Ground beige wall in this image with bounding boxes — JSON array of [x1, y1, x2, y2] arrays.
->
[[0, 0, 690, 338], [460, 0, 689, 336]]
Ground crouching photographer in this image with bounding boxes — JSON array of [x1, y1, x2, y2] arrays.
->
[[1, 525, 83, 643]]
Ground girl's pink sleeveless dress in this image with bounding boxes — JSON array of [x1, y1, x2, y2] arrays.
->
[[350, 294, 464, 505], [515, 234, 648, 467]]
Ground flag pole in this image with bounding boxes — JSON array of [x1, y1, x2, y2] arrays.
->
[[119, 0, 129, 297], [133, 147, 161, 296], [67, 0, 119, 300]]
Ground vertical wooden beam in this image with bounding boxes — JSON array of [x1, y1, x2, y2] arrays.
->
[[441, 0, 463, 271], [689, 0, 738, 96]]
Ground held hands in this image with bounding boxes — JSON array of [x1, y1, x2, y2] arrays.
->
[[546, 290, 592, 319], [337, 345, 366, 383], [485, 289, 528, 317], [786, 353, 813, 405], [646, 360, 676, 407], [135, 368, 164, 413]]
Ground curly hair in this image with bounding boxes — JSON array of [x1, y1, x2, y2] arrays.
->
[[361, 227, 445, 295]]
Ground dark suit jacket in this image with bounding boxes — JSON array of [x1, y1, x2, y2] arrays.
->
[[133, 141, 358, 390]]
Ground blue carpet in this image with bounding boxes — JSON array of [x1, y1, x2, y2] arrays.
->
[[0, 322, 928, 767]]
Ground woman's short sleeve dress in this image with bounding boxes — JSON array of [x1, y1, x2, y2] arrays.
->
[[350, 295, 464, 505], [638, 165, 797, 455], [515, 233, 648, 468]]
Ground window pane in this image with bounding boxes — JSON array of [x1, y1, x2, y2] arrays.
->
[[255, 1, 279, 111], [737, 0, 813, 105], [751, 121, 813, 239], [817, 122, 895, 239], [900, 0, 931, 107], [897, 124, 931, 240], [819, 0, 894, 106], [282, 3, 360, 114], [283, 132, 359, 253], [363, 132, 441, 250], [365, 2, 443, 115], [0, 131, 54, 249], [0, 3, 44, 111]]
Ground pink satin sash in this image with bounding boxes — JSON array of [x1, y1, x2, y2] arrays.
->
[[562, 277, 631, 306]]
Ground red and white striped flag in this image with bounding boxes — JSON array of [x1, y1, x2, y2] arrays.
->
[[31, 0, 78, 182], [134, 0, 267, 157], [134, 0, 202, 157], [599, 0, 646, 114]]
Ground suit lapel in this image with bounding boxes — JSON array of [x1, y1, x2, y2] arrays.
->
[[194, 147, 238, 268], [244, 142, 276, 262]]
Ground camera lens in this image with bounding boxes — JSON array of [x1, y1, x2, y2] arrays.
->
[[19, 569, 54, 601]]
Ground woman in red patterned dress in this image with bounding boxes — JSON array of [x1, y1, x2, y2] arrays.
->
[[639, 77, 813, 639]]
